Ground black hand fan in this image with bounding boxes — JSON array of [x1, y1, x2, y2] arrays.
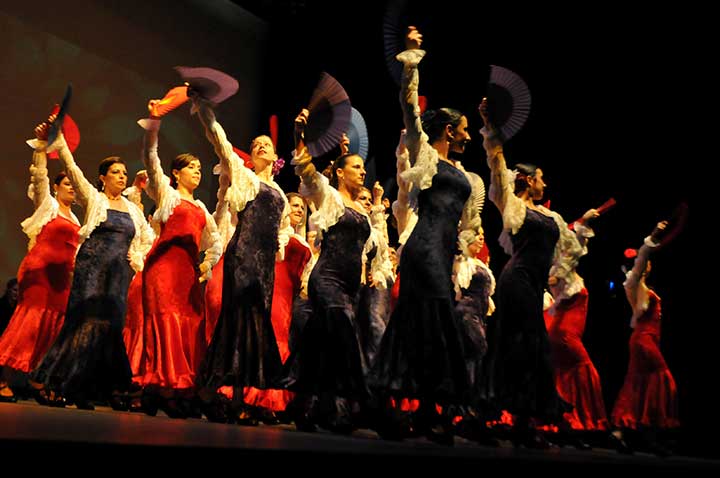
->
[[305, 72, 352, 158], [485, 65, 531, 142], [658, 201, 688, 250], [47, 84, 72, 147], [348, 107, 369, 159], [174, 66, 239, 104]]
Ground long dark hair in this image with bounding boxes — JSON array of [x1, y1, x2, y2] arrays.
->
[[96, 156, 125, 190], [421, 108, 464, 144], [513, 163, 539, 194], [171, 153, 200, 188]]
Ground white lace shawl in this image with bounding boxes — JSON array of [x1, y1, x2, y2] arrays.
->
[[293, 148, 395, 289], [21, 144, 80, 250], [624, 236, 659, 328], [392, 139, 419, 246], [546, 215, 591, 303], [137, 118, 222, 280], [197, 103, 292, 260], [53, 133, 154, 272]]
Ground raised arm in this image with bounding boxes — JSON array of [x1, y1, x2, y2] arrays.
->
[[573, 209, 599, 250], [53, 130, 96, 209], [292, 108, 326, 207], [28, 121, 52, 211], [195, 98, 259, 213], [370, 181, 389, 243], [397, 27, 430, 166], [137, 110, 169, 204], [624, 221, 666, 319]]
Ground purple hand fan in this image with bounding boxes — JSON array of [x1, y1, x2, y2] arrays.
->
[[485, 65, 531, 142], [305, 72, 352, 158], [383, 0, 412, 86], [174, 66, 239, 104], [347, 107, 369, 159]]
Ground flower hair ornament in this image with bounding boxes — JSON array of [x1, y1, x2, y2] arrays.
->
[[272, 157, 285, 176], [621, 248, 638, 274]]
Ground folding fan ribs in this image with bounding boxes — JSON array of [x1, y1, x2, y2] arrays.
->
[[486, 65, 532, 142], [347, 107, 369, 159], [383, 0, 410, 86], [466, 171, 486, 216], [174, 66, 239, 104], [149, 85, 189, 118], [305, 72, 352, 158]]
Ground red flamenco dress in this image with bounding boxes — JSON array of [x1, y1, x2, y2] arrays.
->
[[0, 216, 79, 372], [140, 201, 209, 390], [612, 289, 679, 429], [137, 118, 221, 393], [0, 145, 80, 374], [547, 288, 609, 430], [244, 235, 311, 411]]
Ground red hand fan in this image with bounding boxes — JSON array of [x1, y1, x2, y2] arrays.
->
[[149, 85, 189, 118]]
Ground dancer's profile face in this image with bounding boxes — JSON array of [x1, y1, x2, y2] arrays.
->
[[54, 176, 75, 205], [337, 155, 365, 191], [529, 168, 546, 200], [449, 115, 471, 154]]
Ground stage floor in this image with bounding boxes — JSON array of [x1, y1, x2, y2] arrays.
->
[[1, 400, 717, 474]]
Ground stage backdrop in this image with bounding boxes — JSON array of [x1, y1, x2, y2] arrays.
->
[[0, 0, 267, 281]]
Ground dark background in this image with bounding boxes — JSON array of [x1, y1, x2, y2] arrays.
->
[[1, 0, 702, 456]]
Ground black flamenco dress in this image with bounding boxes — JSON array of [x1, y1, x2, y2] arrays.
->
[[484, 208, 569, 420], [371, 161, 471, 405], [32, 210, 135, 400], [200, 183, 286, 393], [287, 207, 371, 426]]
